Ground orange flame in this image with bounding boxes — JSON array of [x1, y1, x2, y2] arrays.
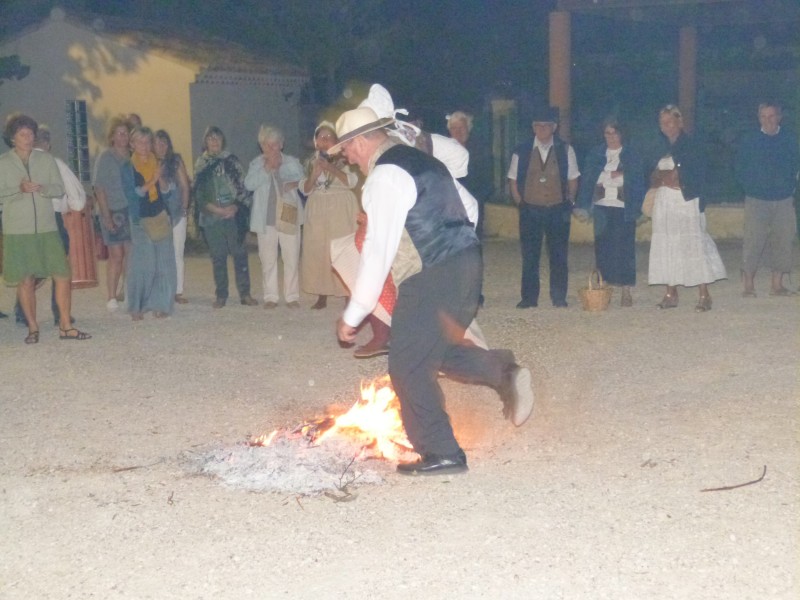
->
[[251, 376, 412, 461]]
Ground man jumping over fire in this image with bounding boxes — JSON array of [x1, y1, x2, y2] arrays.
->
[[332, 106, 534, 475]]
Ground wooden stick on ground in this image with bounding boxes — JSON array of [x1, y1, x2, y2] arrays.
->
[[701, 465, 767, 492]]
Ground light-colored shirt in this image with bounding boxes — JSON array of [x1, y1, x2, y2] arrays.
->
[[92, 148, 128, 210], [507, 140, 580, 181], [37, 150, 86, 213], [594, 147, 625, 209], [244, 153, 304, 234], [342, 162, 477, 328], [430, 134, 469, 179]]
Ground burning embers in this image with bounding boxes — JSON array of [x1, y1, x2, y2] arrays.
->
[[189, 377, 414, 495], [250, 376, 413, 461]]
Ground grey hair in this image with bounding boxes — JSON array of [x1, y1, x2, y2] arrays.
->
[[447, 111, 473, 132], [659, 104, 683, 121], [258, 125, 284, 145], [35, 124, 52, 146]]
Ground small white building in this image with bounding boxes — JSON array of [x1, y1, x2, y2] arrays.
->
[[0, 8, 308, 177]]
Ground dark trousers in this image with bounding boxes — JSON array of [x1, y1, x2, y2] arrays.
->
[[593, 205, 636, 286], [15, 213, 70, 323], [389, 246, 515, 457], [203, 219, 251, 301], [518, 202, 571, 305]]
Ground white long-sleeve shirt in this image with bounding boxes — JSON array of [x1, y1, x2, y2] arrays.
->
[[33, 149, 86, 213], [342, 162, 478, 328], [506, 139, 580, 181]]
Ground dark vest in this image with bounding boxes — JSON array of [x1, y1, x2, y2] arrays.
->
[[376, 144, 478, 268], [514, 138, 570, 203]]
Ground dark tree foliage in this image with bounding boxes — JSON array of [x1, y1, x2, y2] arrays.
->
[[0, 55, 30, 87]]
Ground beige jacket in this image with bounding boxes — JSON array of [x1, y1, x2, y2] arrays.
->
[[0, 148, 65, 234]]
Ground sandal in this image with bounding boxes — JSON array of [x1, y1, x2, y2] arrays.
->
[[741, 290, 757, 298], [24, 330, 40, 344], [695, 295, 712, 312], [769, 288, 796, 297], [59, 327, 92, 341], [656, 294, 678, 309]]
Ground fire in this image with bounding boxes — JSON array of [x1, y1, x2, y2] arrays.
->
[[250, 376, 413, 461]]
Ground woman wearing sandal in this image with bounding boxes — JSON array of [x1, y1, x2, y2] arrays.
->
[[648, 105, 726, 312], [0, 114, 90, 342]]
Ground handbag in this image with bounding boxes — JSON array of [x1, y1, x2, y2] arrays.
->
[[275, 190, 299, 235], [280, 202, 298, 225], [578, 270, 612, 312], [140, 210, 171, 242]]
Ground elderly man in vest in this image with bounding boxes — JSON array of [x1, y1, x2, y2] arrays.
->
[[332, 107, 534, 475], [508, 107, 580, 308]]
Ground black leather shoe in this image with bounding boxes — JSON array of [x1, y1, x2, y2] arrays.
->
[[516, 300, 537, 309], [498, 364, 535, 427], [396, 451, 468, 475], [552, 300, 568, 308]]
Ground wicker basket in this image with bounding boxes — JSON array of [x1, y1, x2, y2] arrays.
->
[[578, 270, 612, 312]]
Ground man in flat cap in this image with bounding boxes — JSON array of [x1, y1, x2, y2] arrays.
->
[[507, 107, 580, 308], [332, 106, 534, 475]]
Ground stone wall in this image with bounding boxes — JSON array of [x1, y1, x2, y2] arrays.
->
[[484, 203, 745, 243]]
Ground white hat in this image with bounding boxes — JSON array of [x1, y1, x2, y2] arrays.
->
[[328, 107, 394, 154], [358, 84, 404, 119]]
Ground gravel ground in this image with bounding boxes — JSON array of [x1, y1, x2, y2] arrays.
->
[[1, 238, 797, 599]]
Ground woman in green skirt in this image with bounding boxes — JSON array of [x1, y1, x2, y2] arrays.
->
[[0, 114, 90, 343]]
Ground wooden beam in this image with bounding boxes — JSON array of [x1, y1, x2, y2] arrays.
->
[[549, 11, 572, 141], [678, 25, 697, 133], [558, 0, 735, 9], [558, 0, 746, 12], [556, 0, 799, 26]]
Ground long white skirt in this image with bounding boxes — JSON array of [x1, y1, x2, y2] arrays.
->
[[648, 187, 727, 287]]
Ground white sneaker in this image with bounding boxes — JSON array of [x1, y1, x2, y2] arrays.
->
[[500, 366, 535, 427], [106, 298, 119, 312]]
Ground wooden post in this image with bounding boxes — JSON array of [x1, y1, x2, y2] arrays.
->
[[549, 11, 572, 141], [679, 25, 697, 134]]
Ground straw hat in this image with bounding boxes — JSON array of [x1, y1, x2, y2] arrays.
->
[[328, 107, 394, 154]]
